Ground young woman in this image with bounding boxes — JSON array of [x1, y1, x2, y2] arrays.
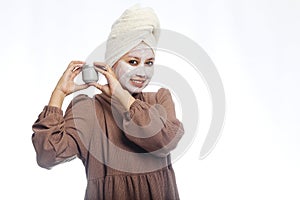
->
[[32, 5, 184, 200]]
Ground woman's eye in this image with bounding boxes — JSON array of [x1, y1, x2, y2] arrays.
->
[[145, 61, 154, 66], [129, 60, 138, 65]]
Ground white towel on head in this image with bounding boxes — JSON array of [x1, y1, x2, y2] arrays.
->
[[105, 4, 160, 67]]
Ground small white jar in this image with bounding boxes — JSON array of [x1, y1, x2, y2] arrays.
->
[[82, 65, 99, 83]]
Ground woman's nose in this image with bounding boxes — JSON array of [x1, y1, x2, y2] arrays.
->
[[135, 74, 146, 78], [134, 65, 146, 77]]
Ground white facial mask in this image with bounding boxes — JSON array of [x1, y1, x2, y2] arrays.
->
[[114, 43, 155, 93]]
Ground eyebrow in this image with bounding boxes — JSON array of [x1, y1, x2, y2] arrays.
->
[[127, 56, 155, 60]]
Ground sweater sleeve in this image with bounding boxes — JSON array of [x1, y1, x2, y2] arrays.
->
[[31, 95, 93, 169], [122, 88, 184, 157]]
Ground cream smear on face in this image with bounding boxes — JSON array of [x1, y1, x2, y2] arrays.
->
[[114, 43, 155, 93]]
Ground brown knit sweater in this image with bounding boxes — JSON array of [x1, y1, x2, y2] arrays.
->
[[32, 88, 184, 200]]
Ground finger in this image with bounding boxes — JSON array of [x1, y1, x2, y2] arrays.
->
[[70, 65, 84, 80], [94, 65, 108, 72], [106, 65, 117, 78], [94, 67, 108, 77], [94, 62, 110, 69], [71, 60, 86, 65], [98, 62, 117, 77], [72, 64, 84, 71], [105, 64, 113, 73], [93, 62, 110, 73], [94, 66, 110, 79], [67, 60, 86, 71], [93, 63, 117, 80], [74, 83, 89, 92], [88, 82, 103, 91]]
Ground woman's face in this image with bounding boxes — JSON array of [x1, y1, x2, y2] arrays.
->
[[113, 43, 155, 94]]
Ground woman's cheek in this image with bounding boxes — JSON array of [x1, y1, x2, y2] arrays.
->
[[145, 67, 154, 79], [116, 61, 134, 80]]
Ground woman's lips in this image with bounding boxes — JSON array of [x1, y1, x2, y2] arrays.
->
[[130, 79, 146, 88]]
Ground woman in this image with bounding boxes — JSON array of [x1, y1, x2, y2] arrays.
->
[[32, 5, 184, 200]]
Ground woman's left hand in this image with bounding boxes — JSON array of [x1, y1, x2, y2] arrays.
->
[[89, 62, 135, 110], [89, 62, 123, 97]]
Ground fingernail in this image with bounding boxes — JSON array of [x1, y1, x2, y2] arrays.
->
[[95, 65, 107, 71]]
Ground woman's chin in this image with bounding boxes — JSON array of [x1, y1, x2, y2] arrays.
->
[[126, 85, 145, 94], [121, 80, 150, 94]]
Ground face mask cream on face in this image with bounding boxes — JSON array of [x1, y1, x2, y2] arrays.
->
[[115, 60, 154, 93], [114, 43, 155, 93]]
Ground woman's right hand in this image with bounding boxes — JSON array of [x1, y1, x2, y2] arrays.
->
[[54, 60, 89, 96], [48, 61, 89, 108]]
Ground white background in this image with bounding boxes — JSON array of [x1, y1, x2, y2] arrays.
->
[[1, 0, 300, 199]]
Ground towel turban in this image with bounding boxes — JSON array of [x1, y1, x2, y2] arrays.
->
[[104, 5, 160, 67]]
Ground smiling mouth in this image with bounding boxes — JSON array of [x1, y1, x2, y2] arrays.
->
[[130, 79, 146, 87]]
